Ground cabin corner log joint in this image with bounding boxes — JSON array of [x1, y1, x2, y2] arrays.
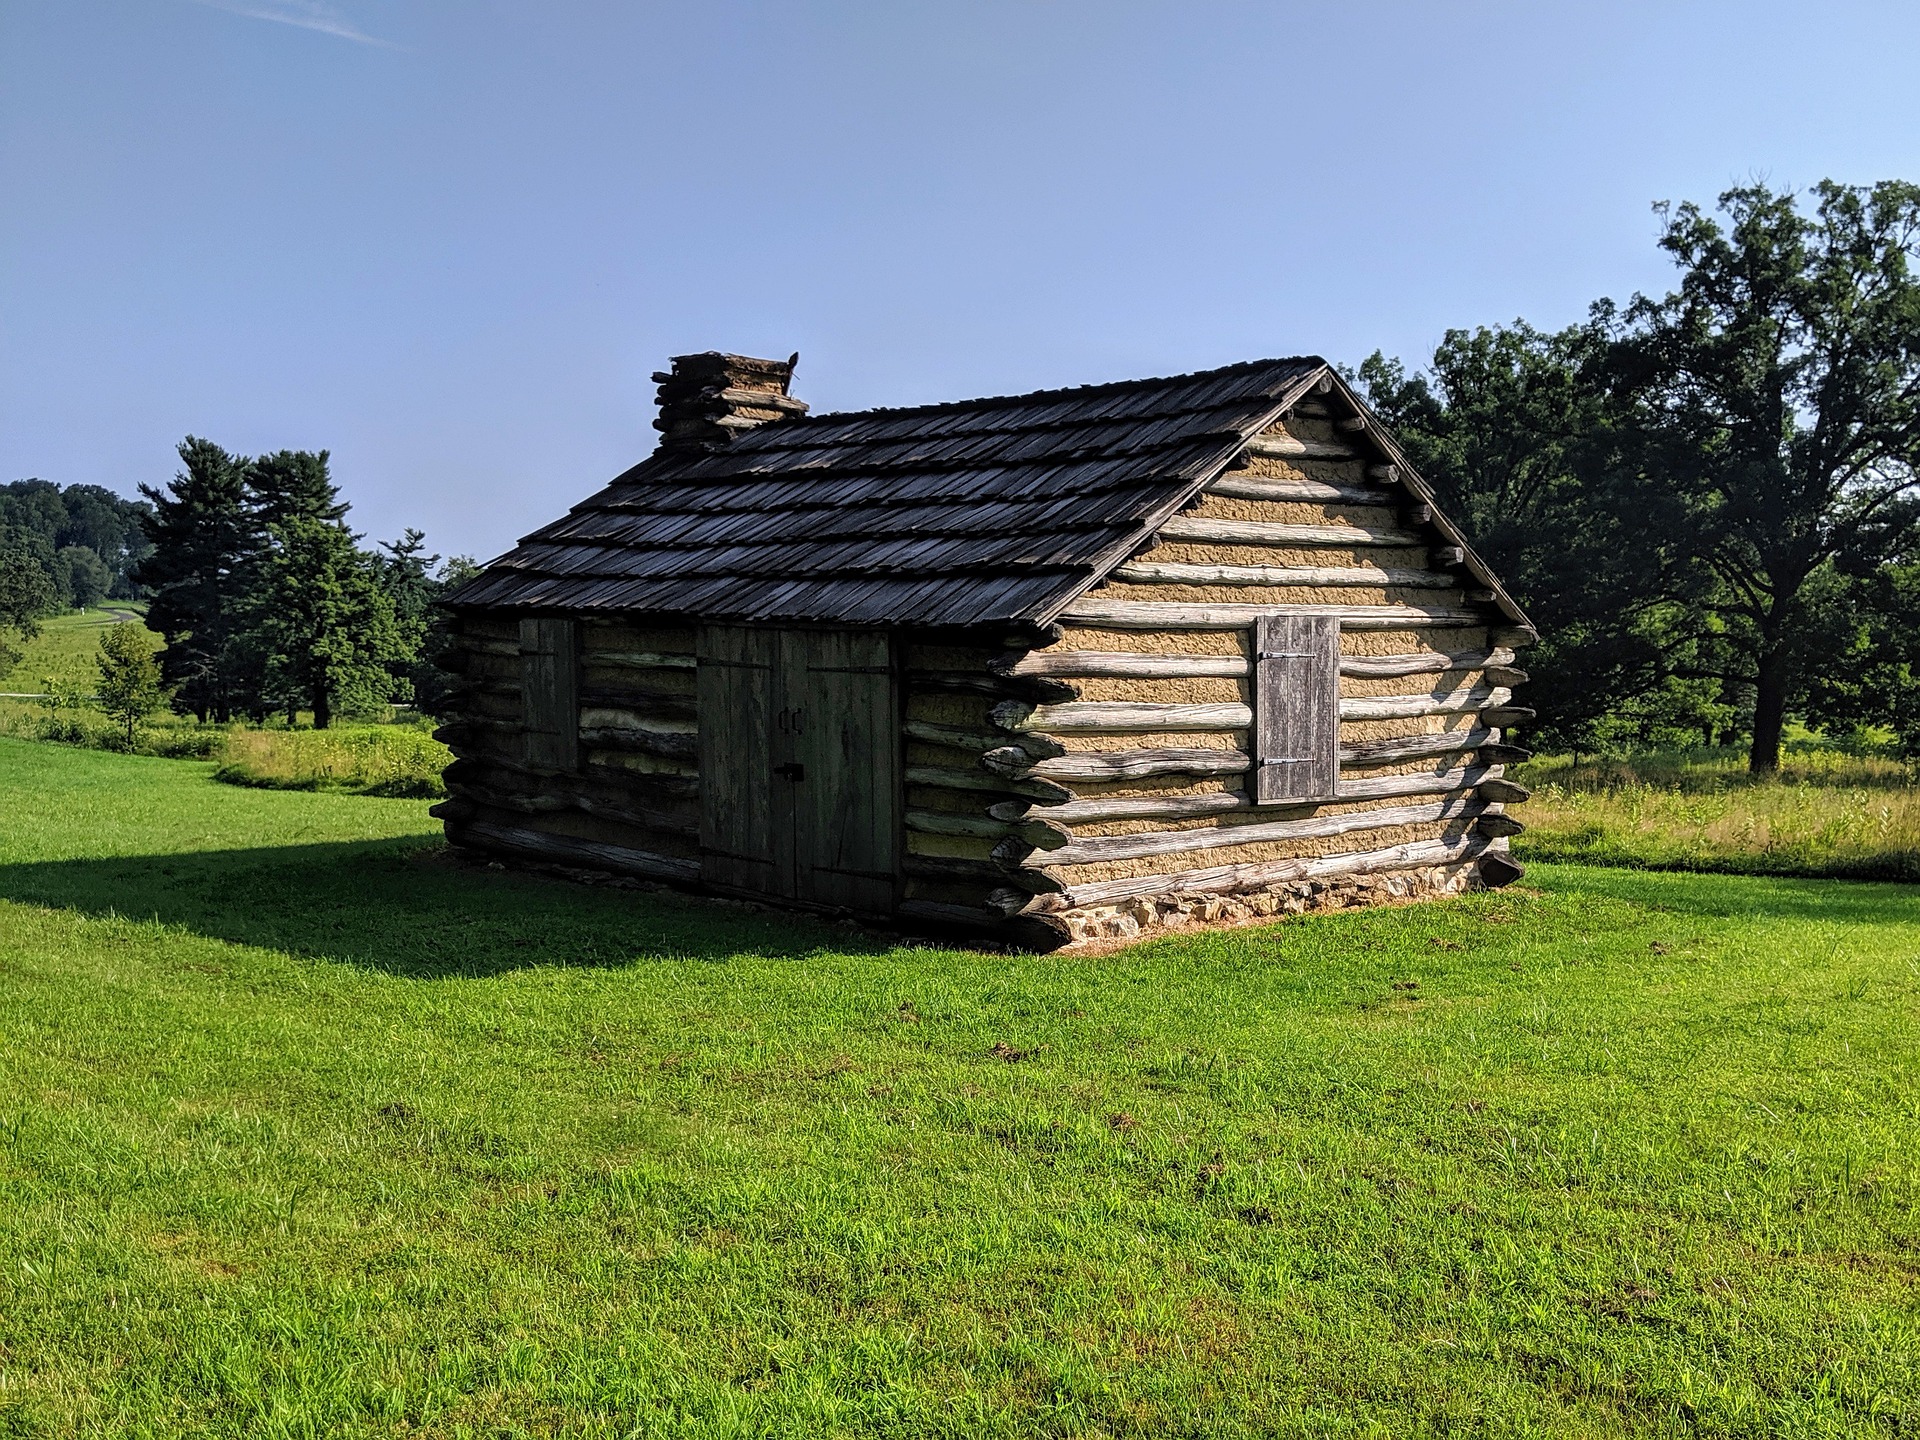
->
[[437, 350, 1536, 949]]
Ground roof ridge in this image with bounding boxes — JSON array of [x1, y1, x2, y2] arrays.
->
[[786, 355, 1327, 427]]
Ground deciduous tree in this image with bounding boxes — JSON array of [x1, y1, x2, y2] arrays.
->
[[95, 621, 165, 748], [1607, 180, 1920, 771], [1356, 325, 1704, 755], [0, 535, 58, 678]]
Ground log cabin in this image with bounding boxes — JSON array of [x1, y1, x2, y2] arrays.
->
[[434, 351, 1535, 948]]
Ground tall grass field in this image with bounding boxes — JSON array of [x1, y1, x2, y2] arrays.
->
[[1515, 747, 1920, 880], [0, 737, 1915, 1436]]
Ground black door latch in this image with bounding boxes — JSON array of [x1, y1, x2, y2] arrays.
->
[[774, 762, 806, 781]]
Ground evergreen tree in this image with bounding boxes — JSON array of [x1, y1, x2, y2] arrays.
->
[[136, 438, 256, 721], [95, 621, 166, 748], [378, 529, 438, 710], [417, 552, 479, 719], [250, 516, 412, 728], [246, 450, 349, 533]]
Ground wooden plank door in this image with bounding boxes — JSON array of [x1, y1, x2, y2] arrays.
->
[[697, 625, 782, 894], [782, 629, 898, 914], [1252, 613, 1339, 804], [698, 625, 899, 914]]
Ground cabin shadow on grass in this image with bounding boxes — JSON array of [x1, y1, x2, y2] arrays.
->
[[0, 838, 902, 976]]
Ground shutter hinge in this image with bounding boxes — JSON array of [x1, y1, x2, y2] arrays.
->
[[1256, 651, 1317, 659], [1259, 757, 1313, 766]]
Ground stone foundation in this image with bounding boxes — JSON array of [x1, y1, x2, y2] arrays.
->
[[1034, 859, 1483, 946]]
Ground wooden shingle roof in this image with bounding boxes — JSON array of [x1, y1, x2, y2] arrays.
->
[[447, 357, 1330, 628]]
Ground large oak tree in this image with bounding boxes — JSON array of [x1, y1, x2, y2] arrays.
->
[[1608, 180, 1920, 771]]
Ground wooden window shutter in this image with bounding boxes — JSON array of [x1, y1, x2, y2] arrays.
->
[[519, 617, 579, 771], [1252, 614, 1338, 805]]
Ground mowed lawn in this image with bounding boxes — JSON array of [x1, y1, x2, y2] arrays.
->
[[0, 740, 1916, 1438]]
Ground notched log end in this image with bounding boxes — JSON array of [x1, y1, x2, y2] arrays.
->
[[1481, 707, 1536, 728], [981, 746, 1034, 778], [989, 698, 1038, 732], [991, 835, 1038, 867], [1002, 621, 1065, 651], [1476, 778, 1531, 805], [1477, 742, 1532, 765]]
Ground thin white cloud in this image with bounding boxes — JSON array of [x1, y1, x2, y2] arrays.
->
[[187, 0, 400, 49]]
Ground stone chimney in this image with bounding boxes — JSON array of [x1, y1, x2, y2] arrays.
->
[[651, 351, 808, 450]]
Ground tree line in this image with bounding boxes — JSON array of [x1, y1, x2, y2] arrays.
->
[[8, 179, 1915, 763], [1359, 179, 1920, 772], [130, 439, 474, 727], [0, 481, 155, 674], [0, 479, 153, 611], [0, 440, 473, 728]]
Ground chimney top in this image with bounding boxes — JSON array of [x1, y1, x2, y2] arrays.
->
[[651, 351, 807, 451]]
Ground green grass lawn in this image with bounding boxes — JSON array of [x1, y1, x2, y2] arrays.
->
[[2, 738, 1917, 1437]]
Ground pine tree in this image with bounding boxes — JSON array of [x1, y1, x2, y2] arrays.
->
[[246, 450, 349, 533], [136, 438, 256, 721], [377, 529, 442, 710], [251, 516, 411, 728], [223, 448, 350, 717]]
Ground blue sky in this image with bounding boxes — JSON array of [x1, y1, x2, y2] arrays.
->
[[3, 1, 1917, 561]]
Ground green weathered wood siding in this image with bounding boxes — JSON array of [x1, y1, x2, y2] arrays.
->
[[696, 625, 778, 893]]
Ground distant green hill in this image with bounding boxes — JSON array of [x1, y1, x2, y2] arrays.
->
[[0, 604, 157, 700]]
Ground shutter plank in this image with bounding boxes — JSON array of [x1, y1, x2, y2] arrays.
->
[[1254, 614, 1338, 804]]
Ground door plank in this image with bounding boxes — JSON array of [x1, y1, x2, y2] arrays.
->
[[697, 625, 783, 893], [519, 618, 579, 771], [791, 629, 898, 914]]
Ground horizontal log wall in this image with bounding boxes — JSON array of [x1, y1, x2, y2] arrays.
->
[[978, 406, 1531, 906], [435, 615, 703, 880], [899, 638, 1089, 919]]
